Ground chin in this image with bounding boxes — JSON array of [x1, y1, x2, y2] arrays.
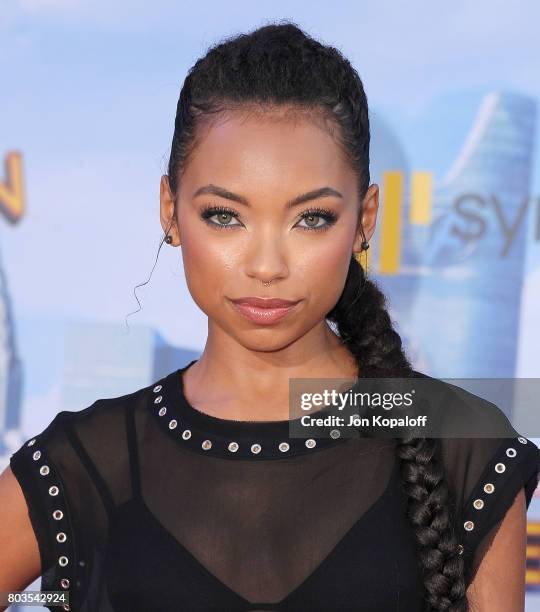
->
[[235, 328, 301, 352]]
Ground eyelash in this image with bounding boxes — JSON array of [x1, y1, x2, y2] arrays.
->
[[199, 204, 338, 232]]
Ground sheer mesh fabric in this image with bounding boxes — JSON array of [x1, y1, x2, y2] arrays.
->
[[9, 360, 540, 611]]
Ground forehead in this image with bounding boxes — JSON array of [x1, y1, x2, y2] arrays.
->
[[180, 107, 356, 194]]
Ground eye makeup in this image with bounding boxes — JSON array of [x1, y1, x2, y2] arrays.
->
[[199, 203, 339, 232]]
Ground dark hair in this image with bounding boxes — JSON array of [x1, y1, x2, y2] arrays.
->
[[165, 20, 469, 611]]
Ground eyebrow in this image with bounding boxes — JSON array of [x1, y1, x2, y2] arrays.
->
[[193, 184, 343, 209]]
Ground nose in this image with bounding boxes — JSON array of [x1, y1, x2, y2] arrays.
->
[[243, 230, 289, 285]]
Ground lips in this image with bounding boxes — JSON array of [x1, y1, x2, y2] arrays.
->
[[229, 296, 302, 325], [231, 297, 300, 308]]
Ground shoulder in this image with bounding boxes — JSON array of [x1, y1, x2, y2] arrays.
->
[[8, 374, 165, 505], [5, 376, 164, 595], [9, 376, 161, 494], [409, 368, 526, 438], [410, 369, 539, 499], [19, 380, 154, 447], [410, 369, 540, 563], [8, 378, 152, 492]]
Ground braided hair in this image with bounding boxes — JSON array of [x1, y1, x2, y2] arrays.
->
[[165, 20, 469, 611]]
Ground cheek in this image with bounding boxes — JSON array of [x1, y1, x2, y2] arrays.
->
[[179, 227, 239, 311], [293, 234, 354, 311]]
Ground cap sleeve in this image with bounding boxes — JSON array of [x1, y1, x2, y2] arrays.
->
[[10, 410, 81, 609], [440, 433, 540, 580]]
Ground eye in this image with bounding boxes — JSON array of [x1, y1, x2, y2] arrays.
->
[[200, 205, 242, 230], [295, 208, 338, 232], [200, 204, 338, 232]]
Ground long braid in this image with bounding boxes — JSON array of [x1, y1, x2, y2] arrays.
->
[[327, 256, 468, 611], [166, 20, 470, 610]]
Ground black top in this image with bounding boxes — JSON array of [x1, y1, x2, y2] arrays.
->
[[9, 359, 540, 611]]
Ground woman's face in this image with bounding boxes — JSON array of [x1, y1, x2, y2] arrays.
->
[[160, 108, 379, 352]]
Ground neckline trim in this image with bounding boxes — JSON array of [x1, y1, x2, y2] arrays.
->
[[149, 359, 354, 460]]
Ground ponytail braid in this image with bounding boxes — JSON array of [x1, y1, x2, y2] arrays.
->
[[327, 256, 469, 611]]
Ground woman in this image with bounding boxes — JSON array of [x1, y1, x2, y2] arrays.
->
[[1, 22, 539, 612]]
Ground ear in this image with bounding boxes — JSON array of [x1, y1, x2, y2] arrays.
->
[[159, 175, 180, 246], [352, 183, 379, 253]]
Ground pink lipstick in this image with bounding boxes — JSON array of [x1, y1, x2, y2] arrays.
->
[[229, 296, 302, 325]]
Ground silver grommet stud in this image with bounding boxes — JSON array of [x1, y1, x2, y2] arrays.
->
[[56, 532, 67, 543], [32, 451, 41, 461], [305, 439, 316, 449], [53, 510, 64, 520], [473, 499, 484, 510], [495, 462, 506, 473], [168, 419, 177, 430], [58, 556, 69, 567], [202, 440, 212, 450], [63, 604, 70, 611], [279, 442, 290, 452], [40, 465, 50, 476], [154, 396, 163, 404], [153, 385, 162, 393], [158, 406, 167, 416], [182, 429, 191, 440], [27, 438, 36, 447], [464, 520, 474, 531], [483, 483, 495, 494], [330, 429, 341, 439], [457, 544, 464, 555], [506, 448, 517, 458], [251, 443, 262, 454], [60, 578, 70, 589], [518, 437, 527, 444], [49, 486, 59, 496], [228, 442, 239, 453]]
